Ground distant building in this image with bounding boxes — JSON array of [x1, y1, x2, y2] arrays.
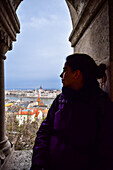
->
[[27, 91, 46, 108], [16, 92, 49, 127], [16, 108, 42, 126]]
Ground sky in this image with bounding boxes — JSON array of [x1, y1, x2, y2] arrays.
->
[[5, 0, 73, 90]]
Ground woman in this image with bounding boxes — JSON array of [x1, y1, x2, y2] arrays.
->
[[31, 53, 113, 170]]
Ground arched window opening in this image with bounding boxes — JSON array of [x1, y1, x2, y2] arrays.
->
[[5, 0, 73, 151]]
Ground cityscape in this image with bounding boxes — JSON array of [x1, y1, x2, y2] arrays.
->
[[5, 86, 61, 150]]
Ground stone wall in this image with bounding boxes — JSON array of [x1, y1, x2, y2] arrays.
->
[[66, 0, 113, 100], [74, 1, 110, 93]]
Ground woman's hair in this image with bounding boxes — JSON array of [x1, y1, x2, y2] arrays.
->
[[66, 53, 106, 84]]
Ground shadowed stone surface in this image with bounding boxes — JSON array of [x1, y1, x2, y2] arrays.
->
[[3, 150, 32, 170], [66, 0, 113, 99]]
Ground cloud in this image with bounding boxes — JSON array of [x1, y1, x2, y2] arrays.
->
[[5, 0, 73, 89], [28, 15, 58, 29]]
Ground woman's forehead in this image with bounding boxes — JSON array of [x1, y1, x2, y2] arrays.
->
[[64, 62, 69, 67], [63, 62, 69, 69]]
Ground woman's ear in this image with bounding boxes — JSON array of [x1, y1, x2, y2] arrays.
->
[[73, 70, 81, 79]]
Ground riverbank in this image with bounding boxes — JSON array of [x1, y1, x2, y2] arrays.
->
[[6, 94, 56, 99], [5, 95, 54, 106]]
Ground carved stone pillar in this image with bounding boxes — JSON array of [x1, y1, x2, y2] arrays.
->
[[0, 0, 22, 168], [0, 45, 12, 167]]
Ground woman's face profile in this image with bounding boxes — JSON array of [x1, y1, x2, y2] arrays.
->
[[60, 62, 76, 88]]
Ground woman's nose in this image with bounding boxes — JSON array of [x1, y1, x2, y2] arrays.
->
[[60, 72, 63, 78]]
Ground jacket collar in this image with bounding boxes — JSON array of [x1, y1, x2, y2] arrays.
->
[[62, 81, 100, 102]]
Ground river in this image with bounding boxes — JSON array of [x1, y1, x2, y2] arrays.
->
[[5, 96, 54, 106]]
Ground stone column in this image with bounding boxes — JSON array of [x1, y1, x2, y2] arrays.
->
[[0, 0, 22, 168], [0, 55, 5, 143], [0, 46, 12, 166]]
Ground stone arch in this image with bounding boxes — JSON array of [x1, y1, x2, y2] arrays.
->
[[66, 0, 88, 28], [65, 0, 78, 28]]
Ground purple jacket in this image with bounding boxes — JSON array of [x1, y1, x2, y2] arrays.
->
[[31, 86, 113, 170]]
